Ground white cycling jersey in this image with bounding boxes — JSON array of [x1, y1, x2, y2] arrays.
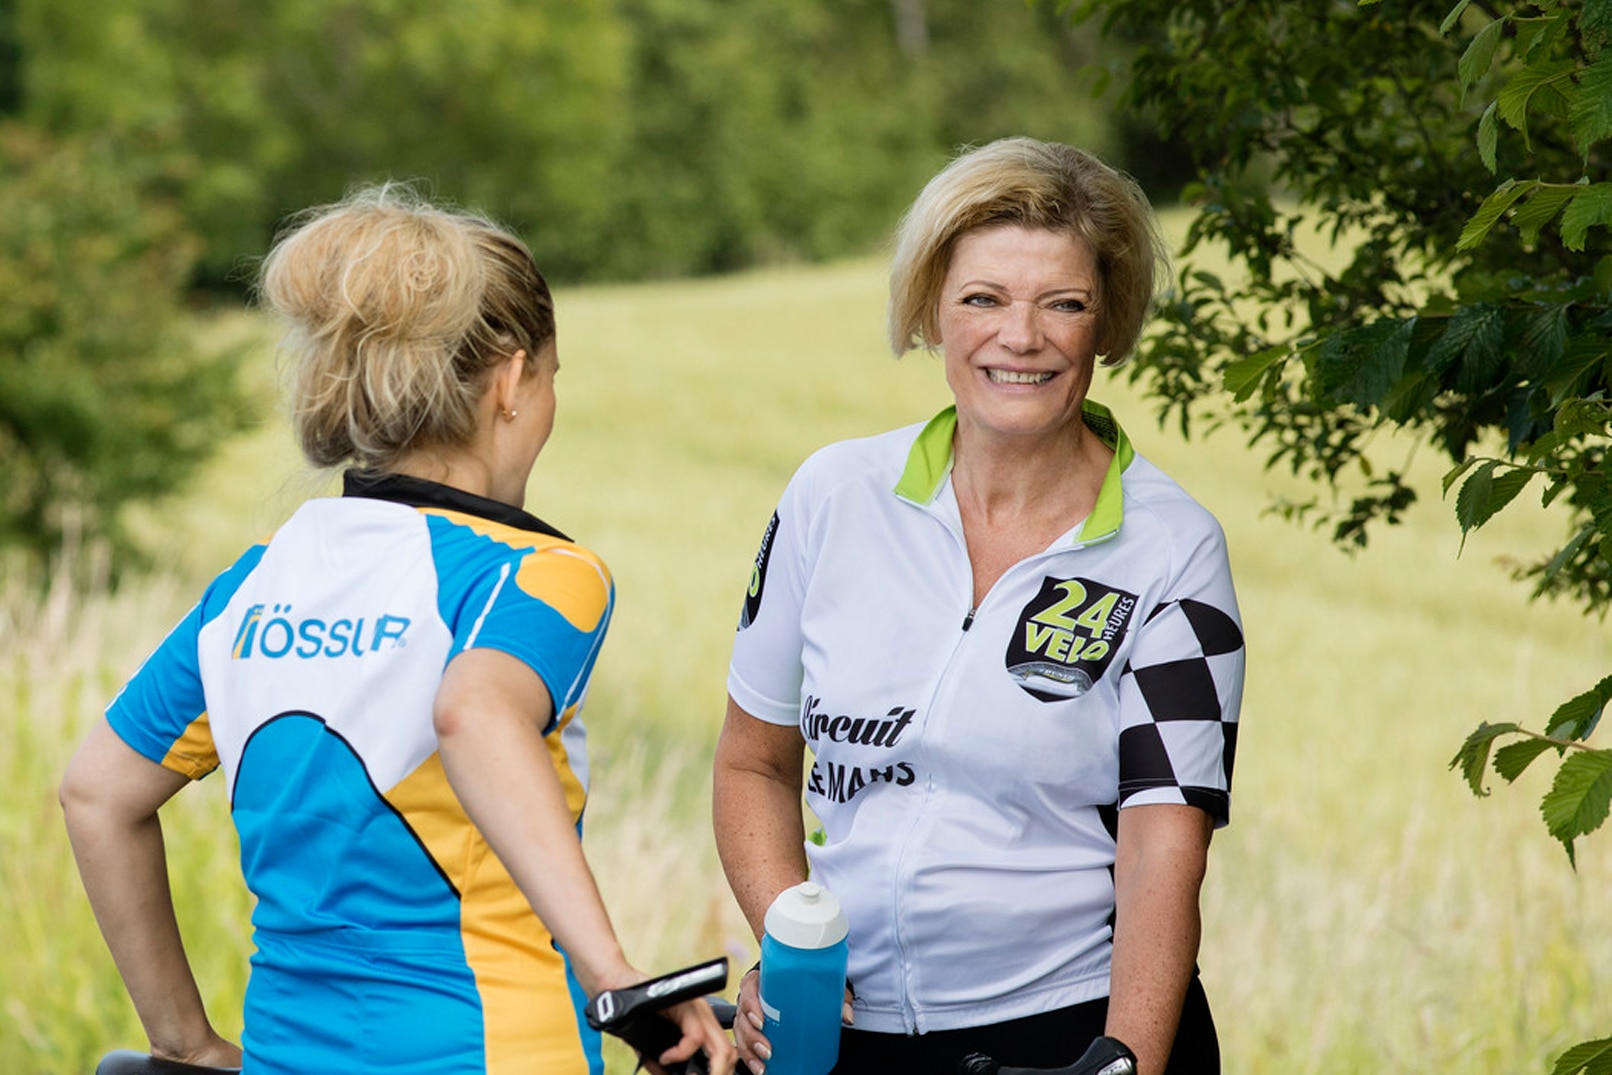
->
[[728, 402, 1244, 1034]]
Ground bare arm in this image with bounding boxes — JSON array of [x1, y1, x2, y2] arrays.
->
[[60, 719, 241, 1068], [711, 694, 810, 939], [713, 694, 817, 1073], [436, 649, 733, 1075], [1105, 803, 1213, 1075]]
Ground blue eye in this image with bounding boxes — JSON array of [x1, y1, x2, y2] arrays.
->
[[962, 293, 999, 307], [1052, 299, 1088, 313]]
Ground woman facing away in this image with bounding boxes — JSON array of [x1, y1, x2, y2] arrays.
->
[[713, 138, 1244, 1075], [60, 186, 735, 1075]]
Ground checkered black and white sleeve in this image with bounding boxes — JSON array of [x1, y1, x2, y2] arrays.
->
[[1116, 574, 1245, 825]]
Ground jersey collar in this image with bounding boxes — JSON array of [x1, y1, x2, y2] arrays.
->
[[892, 401, 1135, 544], [342, 469, 570, 540]]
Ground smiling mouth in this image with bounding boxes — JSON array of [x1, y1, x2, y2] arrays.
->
[[987, 368, 1055, 385]]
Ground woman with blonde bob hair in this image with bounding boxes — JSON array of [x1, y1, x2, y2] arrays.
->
[[715, 138, 1242, 1075], [62, 186, 734, 1075]]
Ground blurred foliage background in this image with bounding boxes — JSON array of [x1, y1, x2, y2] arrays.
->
[[0, 0, 1183, 567], [2, 0, 1164, 287]]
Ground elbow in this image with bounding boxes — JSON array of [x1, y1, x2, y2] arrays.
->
[[59, 753, 102, 833], [432, 704, 461, 743]]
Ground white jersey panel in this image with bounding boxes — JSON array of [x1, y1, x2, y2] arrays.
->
[[197, 497, 455, 796]]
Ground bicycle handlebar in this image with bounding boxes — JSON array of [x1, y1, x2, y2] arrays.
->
[[586, 956, 732, 1075], [95, 957, 735, 1075], [958, 1034, 1138, 1075]]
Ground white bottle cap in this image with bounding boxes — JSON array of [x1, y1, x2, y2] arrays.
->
[[764, 881, 849, 949]]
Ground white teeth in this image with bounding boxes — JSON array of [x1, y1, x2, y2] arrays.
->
[[987, 369, 1054, 384]]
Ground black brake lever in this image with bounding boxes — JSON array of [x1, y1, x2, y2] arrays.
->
[[585, 958, 730, 1074]]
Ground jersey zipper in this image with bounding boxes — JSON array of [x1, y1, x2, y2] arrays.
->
[[887, 612, 975, 1034], [891, 536, 1106, 1030]]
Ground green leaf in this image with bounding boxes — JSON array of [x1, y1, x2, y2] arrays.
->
[[1497, 60, 1577, 146], [1544, 341, 1611, 405], [1585, 0, 1612, 42], [1223, 345, 1289, 401], [1553, 397, 1612, 440], [1477, 100, 1499, 172], [1440, 0, 1474, 33], [1545, 675, 1612, 740], [1458, 17, 1506, 98], [1494, 736, 1557, 782], [1537, 521, 1596, 594], [1455, 460, 1498, 532], [1541, 748, 1612, 850], [1457, 179, 1533, 250], [1456, 461, 1535, 534], [1313, 318, 1414, 406], [1596, 254, 1612, 299], [1561, 183, 1612, 251], [1515, 10, 1572, 61], [1510, 184, 1577, 244], [1450, 721, 1521, 795], [1426, 304, 1505, 390], [1442, 456, 1480, 496], [1550, 1035, 1612, 1075], [1571, 56, 1612, 153], [1516, 304, 1570, 377]]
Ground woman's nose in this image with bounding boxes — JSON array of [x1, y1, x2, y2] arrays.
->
[[997, 301, 1042, 352]]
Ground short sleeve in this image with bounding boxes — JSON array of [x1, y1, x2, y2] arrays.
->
[[455, 542, 614, 728], [1115, 525, 1244, 824], [728, 478, 813, 726], [105, 547, 266, 780]]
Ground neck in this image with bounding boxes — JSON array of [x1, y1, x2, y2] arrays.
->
[[951, 419, 1111, 529], [390, 448, 508, 507]]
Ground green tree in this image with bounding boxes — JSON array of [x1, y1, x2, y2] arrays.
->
[[12, 0, 632, 287], [568, 0, 1114, 278], [11, 0, 1115, 287], [0, 125, 251, 569], [1060, 0, 1608, 1066], [0, 0, 20, 115]]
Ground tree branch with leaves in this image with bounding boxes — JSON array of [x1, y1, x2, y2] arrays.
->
[[1059, 0, 1608, 1067]]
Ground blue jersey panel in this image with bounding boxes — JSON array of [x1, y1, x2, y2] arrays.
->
[[424, 513, 611, 719], [234, 714, 483, 1075], [232, 713, 463, 934]]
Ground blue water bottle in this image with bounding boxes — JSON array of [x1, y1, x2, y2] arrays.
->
[[759, 881, 850, 1075]]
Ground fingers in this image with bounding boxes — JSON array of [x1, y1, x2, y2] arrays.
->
[[732, 966, 772, 1075], [659, 998, 739, 1075]]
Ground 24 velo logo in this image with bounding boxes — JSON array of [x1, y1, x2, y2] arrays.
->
[[1005, 576, 1137, 701], [232, 603, 412, 660]]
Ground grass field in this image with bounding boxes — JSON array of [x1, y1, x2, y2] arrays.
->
[[3, 246, 1609, 1073]]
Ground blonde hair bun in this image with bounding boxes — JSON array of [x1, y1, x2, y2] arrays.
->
[[259, 184, 554, 470]]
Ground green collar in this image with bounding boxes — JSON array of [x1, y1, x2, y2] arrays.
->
[[893, 401, 1134, 543]]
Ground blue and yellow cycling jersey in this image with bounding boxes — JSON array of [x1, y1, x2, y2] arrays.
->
[[107, 471, 615, 1075]]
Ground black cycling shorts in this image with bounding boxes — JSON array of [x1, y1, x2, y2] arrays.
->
[[829, 973, 1218, 1075]]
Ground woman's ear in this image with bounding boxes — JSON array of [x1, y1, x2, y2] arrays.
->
[[494, 349, 529, 420]]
